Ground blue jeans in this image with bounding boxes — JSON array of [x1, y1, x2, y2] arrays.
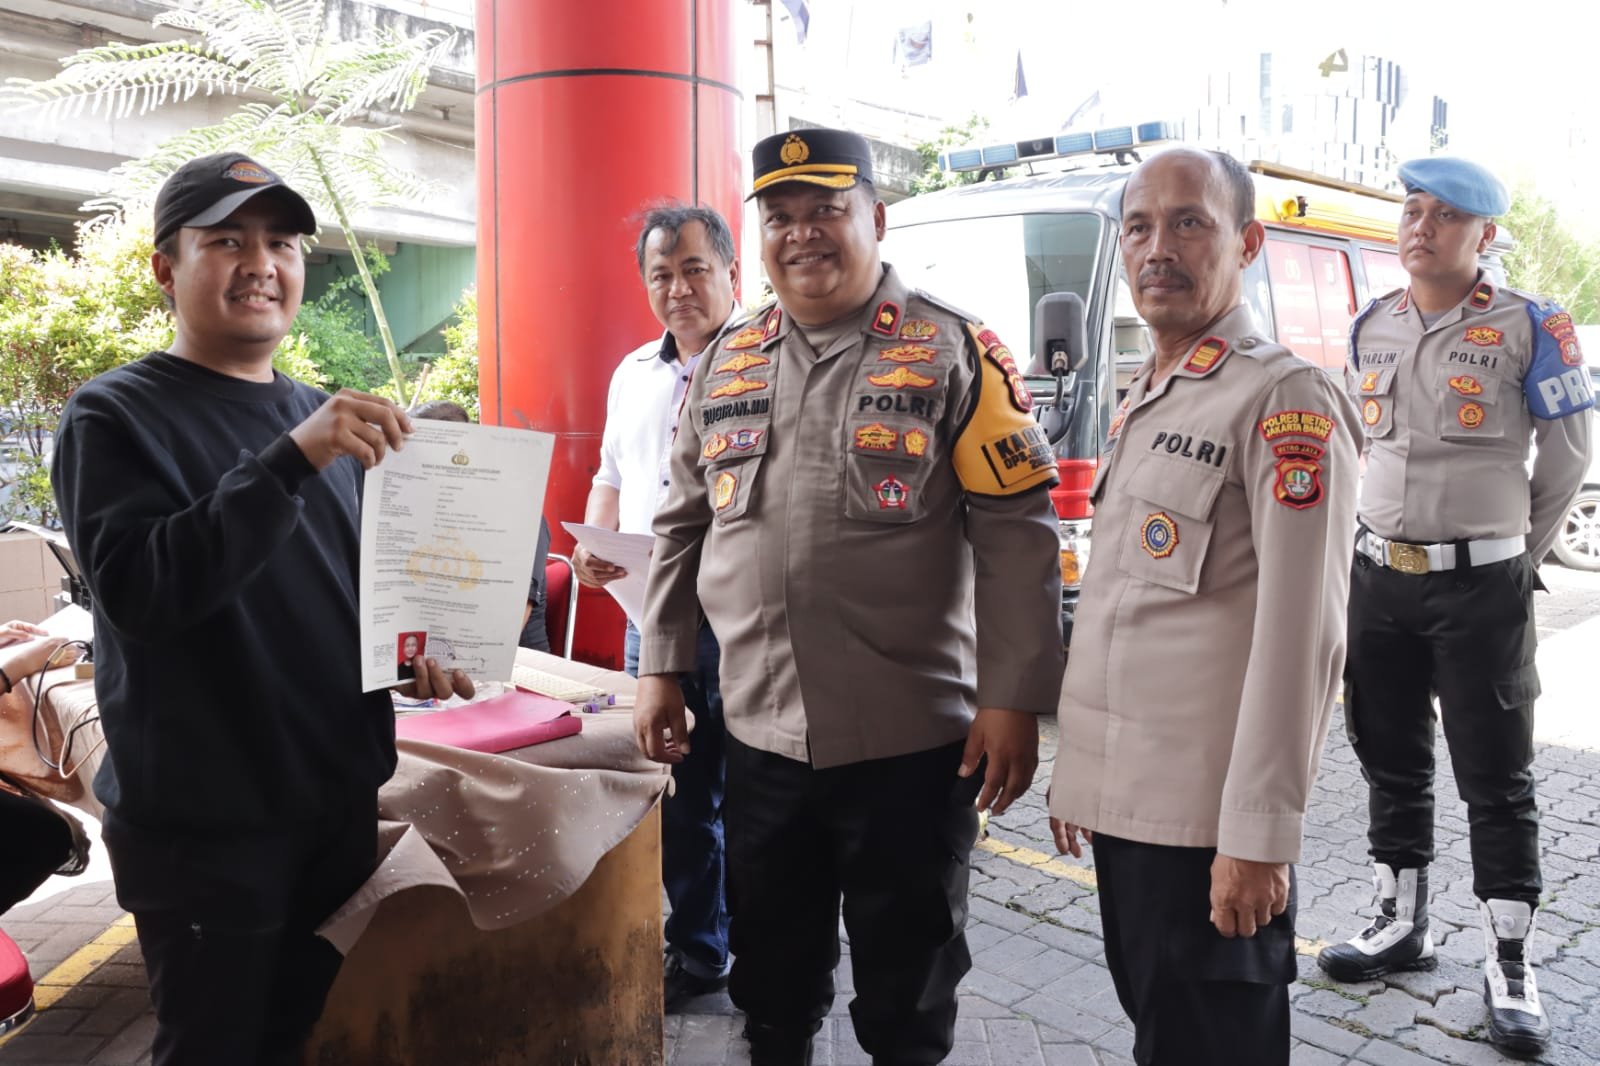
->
[[626, 621, 730, 977]]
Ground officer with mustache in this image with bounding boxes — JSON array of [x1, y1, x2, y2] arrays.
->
[[1049, 147, 1360, 1066], [1320, 157, 1593, 1059]]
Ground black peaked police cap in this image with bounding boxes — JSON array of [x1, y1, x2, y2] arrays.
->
[[749, 128, 875, 199]]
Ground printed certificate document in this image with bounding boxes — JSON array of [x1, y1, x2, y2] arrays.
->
[[359, 421, 554, 691]]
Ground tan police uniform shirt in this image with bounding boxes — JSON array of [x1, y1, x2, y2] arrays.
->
[[1048, 305, 1359, 864], [638, 265, 1064, 768], [1349, 277, 1594, 562]]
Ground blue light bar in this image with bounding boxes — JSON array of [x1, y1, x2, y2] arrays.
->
[[1055, 131, 1094, 155], [1136, 121, 1179, 143], [1093, 126, 1134, 151], [945, 147, 983, 171], [935, 119, 1181, 173], [1015, 136, 1055, 160]]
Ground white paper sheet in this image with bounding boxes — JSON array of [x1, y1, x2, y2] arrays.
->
[[359, 422, 554, 691], [559, 522, 655, 625]]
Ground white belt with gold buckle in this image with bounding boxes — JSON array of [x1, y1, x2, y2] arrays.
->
[[1356, 530, 1525, 574]]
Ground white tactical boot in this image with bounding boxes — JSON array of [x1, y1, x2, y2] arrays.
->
[[1318, 863, 1437, 981], [1481, 899, 1551, 1058]]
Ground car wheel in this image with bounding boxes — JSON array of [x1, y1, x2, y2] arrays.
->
[[1552, 488, 1600, 571]]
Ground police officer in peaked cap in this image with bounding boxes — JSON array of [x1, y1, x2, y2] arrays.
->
[[1320, 156, 1593, 1058], [634, 127, 1065, 1065]]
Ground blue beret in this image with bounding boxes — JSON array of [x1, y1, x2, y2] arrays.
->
[[1396, 157, 1509, 218]]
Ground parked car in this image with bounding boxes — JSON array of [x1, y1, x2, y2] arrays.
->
[[1551, 364, 1600, 572]]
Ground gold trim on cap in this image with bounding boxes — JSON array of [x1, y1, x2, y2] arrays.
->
[[751, 162, 860, 194]]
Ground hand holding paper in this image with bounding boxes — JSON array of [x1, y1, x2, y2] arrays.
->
[[561, 523, 654, 625]]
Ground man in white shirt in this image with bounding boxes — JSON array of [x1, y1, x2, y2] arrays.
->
[[573, 204, 739, 1010]]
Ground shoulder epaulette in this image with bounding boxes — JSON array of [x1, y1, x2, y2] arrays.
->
[[909, 288, 978, 324]]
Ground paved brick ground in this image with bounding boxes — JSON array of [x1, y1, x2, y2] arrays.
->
[[3, 570, 1598, 1065]]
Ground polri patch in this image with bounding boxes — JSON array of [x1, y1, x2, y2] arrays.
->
[[1360, 371, 1380, 393], [1541, 310, 1584, 366], [1182, 336, 1229, 375], [709, 376, 768, 399], [715, 352, 770, 374], [727, 427, 764, 451], [985, 342, 1032, 412], [904, 428, 929, 457], [878, 344, 937, 364], [724, 326, 766, 350], [875, 475, 909, 510], [1462, 326, 1503, 347], [714, 471, 737, 511], [1449, 375, 1484, 396], [1140, 512, 1179, 559], [1362, 399, 1382, 426], [867, 366, 937, 389], [703, 434, 730, 461], [854, 423, 898, 451], [871, 301, 901, 336], [1273, 456, 1324, 510], [1457, 401, 1485, 429], [1258, 409, 1335, 442], [899, 319, 939, 340]]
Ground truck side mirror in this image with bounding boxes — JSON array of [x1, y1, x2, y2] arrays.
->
[[1031, 292, 1087, 445]]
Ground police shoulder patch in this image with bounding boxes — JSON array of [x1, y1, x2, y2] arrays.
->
[[1524, 300, 1596, 418], [952, 323, 1057, 496], [1258, 409, 1336, 442]]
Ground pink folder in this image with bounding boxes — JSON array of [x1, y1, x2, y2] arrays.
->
[[396, 690, 582, 753]]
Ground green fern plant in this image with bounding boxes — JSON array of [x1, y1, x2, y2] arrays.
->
[[1, 0, 457, 405]]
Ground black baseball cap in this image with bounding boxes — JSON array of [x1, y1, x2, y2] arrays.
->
[[749, 128, 875, 199], [153, 152, 317, 246]]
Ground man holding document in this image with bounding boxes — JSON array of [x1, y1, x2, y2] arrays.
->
[[571, 203, 740, 1009], [52, 153, 473, 1065]]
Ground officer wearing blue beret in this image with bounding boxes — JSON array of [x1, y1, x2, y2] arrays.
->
[[1319, 156, 1593, 1058]]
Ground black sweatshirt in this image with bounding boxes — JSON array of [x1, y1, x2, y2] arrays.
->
[[52, 354, 395, 830]]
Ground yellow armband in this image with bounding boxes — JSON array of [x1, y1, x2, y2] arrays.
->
[[952, 324, 1059, 496]]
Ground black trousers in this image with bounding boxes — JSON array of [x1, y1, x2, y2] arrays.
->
[[102, 798, 378, 1066], [0, 787, 75, 913], [724, 736, 980, 1065], [1094, 834, 1296, 1066], [1345, 550, 1542, 903]]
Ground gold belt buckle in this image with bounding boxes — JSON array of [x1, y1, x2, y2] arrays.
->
[[1386, 541, 1429, 575]]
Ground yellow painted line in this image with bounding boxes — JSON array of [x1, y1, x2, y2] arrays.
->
[[0, 913, 137, 1046], [976, 835, 1331, 958], [977, 835, 1099, 889]]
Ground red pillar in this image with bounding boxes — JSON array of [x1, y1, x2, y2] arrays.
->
[[476, 0, 742, 668]]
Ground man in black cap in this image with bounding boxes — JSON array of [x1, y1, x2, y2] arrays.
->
[[52, 152, 473, 1065], [1319, 156, 1593, 1057], [635, 129, 1064, 1064]]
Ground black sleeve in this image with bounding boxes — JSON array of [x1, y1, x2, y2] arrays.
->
[[52, 399, 309, 641]]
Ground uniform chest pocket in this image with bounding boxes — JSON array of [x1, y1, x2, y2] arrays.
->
[[701, 425, 770, 525], [1351, 365, 1398, 440], [1115, 453, 1228, 595], [842, 411, 937, 523], [1433, 363, 1510, 442]]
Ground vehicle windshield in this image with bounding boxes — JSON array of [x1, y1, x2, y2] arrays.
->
[[883, 212, 1104, 365], [883, 211, 1107, 462]]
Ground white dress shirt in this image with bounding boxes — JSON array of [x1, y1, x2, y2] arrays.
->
[[595, 313, 736, 535]]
